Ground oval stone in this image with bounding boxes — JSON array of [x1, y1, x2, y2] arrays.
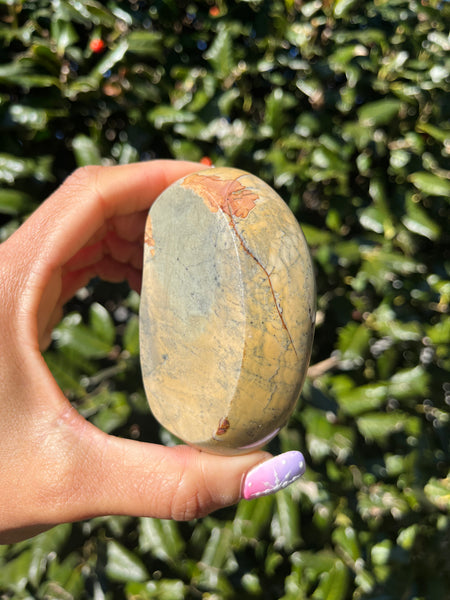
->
[[140, 167, 315, 455]]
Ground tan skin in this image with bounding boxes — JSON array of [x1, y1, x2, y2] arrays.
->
[[0, 160, 269, 544]]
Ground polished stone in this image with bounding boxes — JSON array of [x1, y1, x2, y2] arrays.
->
[[140, 167, 315, 455]]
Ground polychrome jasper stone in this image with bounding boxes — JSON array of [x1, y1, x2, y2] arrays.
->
[[140, 167, 315, 455]]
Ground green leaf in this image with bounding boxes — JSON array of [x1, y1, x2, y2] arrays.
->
[[0, 60, 60, 89], [126, 580, 187, 600], [200, 525, 233, 570], [302, 407, 355, 461], [26, 525, 72, 588], [337, 383, 388, 417], [90, 302, 115, 346], [30, 42, 61, 73], [332, 526, 360, 566], [195, 525, 235, 592], [367, 176, 395, 238], [361, 247, 424, 278], [291, 549, 341, 582], [358, 483, 412, 521], [426, 316, 450, 345], [358, 205, 384, 234], [65, 75, 99, 97], [232, 495, 275, 546], [127, 31, 164, 59], [402, 197, 441, 240], [0, 549, 33, 593], [124, 314, 140, 356], [125, 290, 140, 312], [371, 539, 393, 566], [106, 540, 149, 583], [8, 104, 49, 130], [272, 490, 302, 551], [397, 524, 419, 550], [424, 476, 450, 511], [139, 518, 185, 564], [356, 412, 416, 444], [0, 188, 33, 215], [329, 44, 367, 69], [0, 528, 71, 592], [311, 146, 349, 174], [416, 122, 450, 144], [204, 26, 234, 80], [280, 564, 306, 599], [409, 172, 450, 198], [0, 154, 37, 183], [72, 134, 102, 166], [333, 0, 360, 18], [311, 559, 349, 600], [50, 19, 79, 54], [301, 224, 334, 246], [53, 313, 113, 359], [147, 106, 196, 129], [370, 302, 423, 342], [44, 351, 85, 395], [388, 366, 429, 400], [90, 391, 130, 433], [218, 87, 241, 116], [45, 552, 84, 597], [264, 88, 297, 134], [358, 99, 402, 127], [57, 0, 116, 27], [91, 39, 128, 77], [337, 322, 370, 366]]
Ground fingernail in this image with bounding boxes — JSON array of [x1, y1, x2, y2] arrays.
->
[[242, 451, 306, 500]]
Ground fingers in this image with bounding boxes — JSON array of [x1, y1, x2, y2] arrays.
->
[[0, 160, 204, 347], [64, 230, 143, 273], [2, 160, 203, 306], [9, 161, 203, 272]]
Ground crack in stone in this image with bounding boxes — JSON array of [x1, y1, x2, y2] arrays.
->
[[222, 180, 298, 359]]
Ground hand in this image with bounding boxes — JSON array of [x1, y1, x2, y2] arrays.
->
[[0, 161, 305, 544]]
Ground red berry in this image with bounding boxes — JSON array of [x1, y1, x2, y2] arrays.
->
[[209, 6, 220, 17], [200, 156, 213, 166], [90, 38, 105, 53]]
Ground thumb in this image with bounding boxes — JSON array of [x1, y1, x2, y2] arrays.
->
[[85, 432, 271, 521], [37, 407, 271, 526]]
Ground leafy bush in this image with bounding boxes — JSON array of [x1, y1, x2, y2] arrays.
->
[[0, 0, 449, 598]]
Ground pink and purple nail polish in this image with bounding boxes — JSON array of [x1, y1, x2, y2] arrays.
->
[[242, 451, 306, 500]]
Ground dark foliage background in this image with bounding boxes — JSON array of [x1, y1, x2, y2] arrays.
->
[[0, 0, 449, 598]]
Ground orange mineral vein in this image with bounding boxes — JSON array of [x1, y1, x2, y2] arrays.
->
[[181, 173, 258, 218], [144, 216, 156, 256]]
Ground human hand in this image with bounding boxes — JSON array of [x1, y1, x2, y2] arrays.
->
[[0, 161, 305, 544]]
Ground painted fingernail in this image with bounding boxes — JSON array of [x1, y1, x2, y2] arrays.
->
[[242, 451, 306, 500]]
